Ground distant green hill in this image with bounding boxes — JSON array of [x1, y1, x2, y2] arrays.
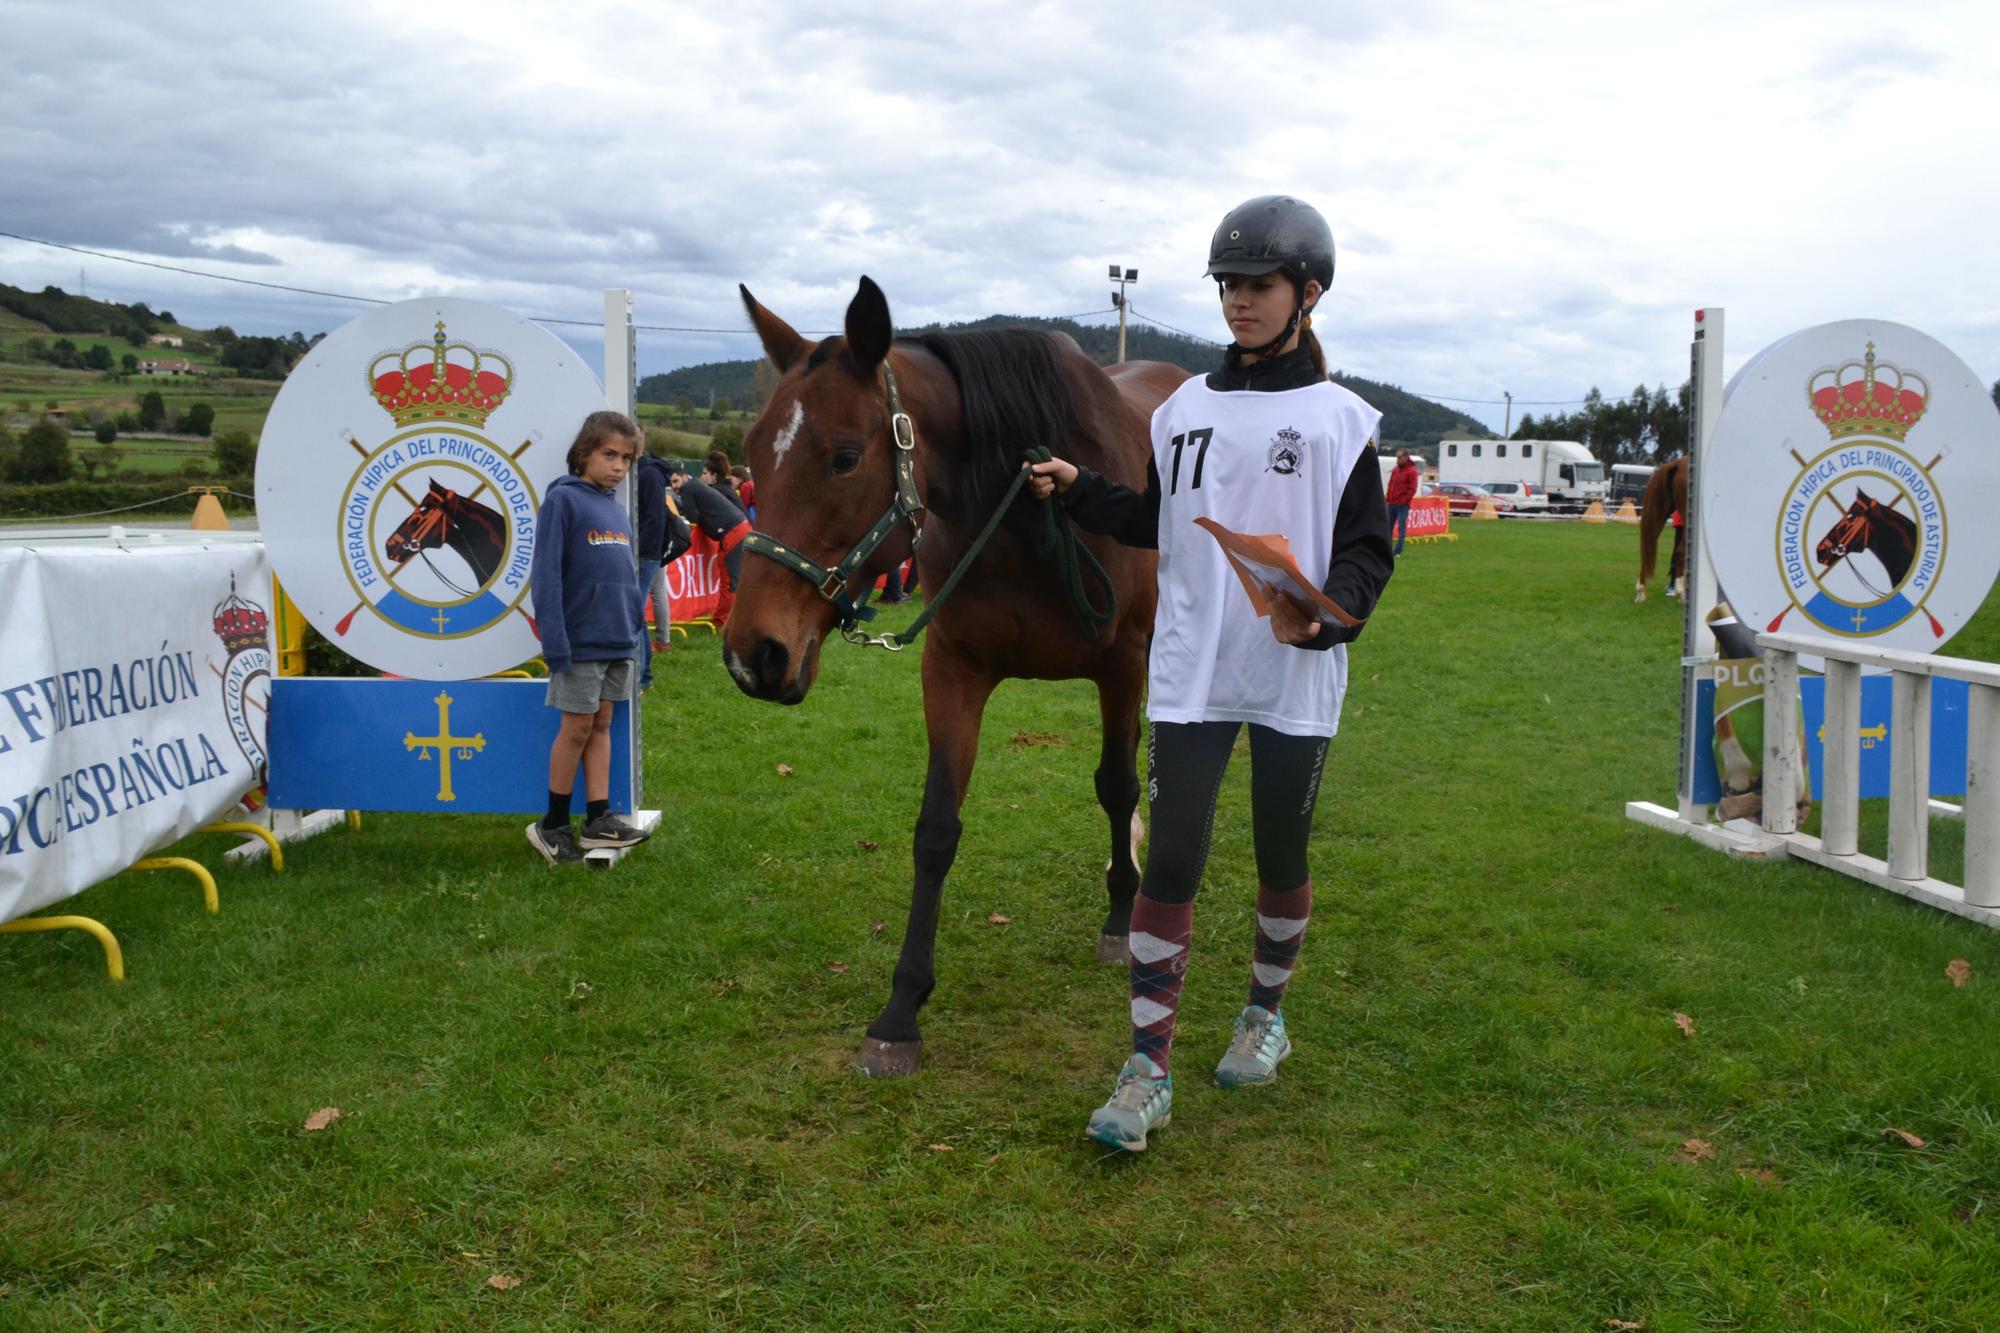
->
[[0, 282, 174, 342], [639, 314, 1491, 448]]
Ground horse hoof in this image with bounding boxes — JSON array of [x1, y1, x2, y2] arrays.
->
[[1096, 933, 1130, 965], [854, 1037, 922, 1079]]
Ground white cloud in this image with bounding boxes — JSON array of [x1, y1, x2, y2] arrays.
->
[[2, 0, 1996, 431]]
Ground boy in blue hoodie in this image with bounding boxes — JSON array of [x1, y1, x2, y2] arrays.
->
[[526, 410, 651, 864]]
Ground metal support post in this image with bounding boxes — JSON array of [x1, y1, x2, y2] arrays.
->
[[1677, 307, 1723, 821]]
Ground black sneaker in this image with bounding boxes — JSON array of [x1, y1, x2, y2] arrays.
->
[[579, 813, 650, 850], [526, 820, 584, 865]]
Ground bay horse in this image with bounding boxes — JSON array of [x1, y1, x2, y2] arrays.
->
[[726, 275, 1189, 1078], [384, 480, 507, 590], [1635, 454, 1687, 603], [1816, 487, 1916, 588]]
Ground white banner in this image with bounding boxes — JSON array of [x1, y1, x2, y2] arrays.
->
[[0, 543, 272, 923]]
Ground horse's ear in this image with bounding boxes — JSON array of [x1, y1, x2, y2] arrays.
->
[[844, 276, 892, 378], [740, 284, 810, 374], [428, 479, 448, 496]]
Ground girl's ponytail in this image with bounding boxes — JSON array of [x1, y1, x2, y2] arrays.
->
[[1299, 314, 1328, 379]]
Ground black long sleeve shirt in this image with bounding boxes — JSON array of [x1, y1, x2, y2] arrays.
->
[[1059, 344, 1394, 649]]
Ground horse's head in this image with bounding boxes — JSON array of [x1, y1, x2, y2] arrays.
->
[[385, 480, 453, 566], [723, 276, 919, 704], [1816, 488, 1874, 568]]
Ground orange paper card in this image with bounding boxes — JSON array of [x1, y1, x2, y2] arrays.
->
[[1193, 517, 1360, 628]]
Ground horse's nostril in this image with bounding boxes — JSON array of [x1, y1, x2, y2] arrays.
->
[[750, 637, 790, 693]]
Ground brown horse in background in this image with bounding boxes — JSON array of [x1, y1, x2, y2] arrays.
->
[[726, 276, 1189, 1077], [1635, 455, 1688, 603]]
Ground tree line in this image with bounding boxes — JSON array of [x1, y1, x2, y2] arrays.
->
[[1513, 378, 2000, 467]]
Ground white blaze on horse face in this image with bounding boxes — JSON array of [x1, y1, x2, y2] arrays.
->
[[770, 400, 804, 472]]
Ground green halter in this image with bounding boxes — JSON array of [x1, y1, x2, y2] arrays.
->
[[739, 362, 1117, 651]]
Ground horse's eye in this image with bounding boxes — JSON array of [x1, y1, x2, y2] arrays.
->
[[830, 447, 863, 476]]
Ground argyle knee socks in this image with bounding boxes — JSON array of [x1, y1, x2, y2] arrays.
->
[[1127, 892, 1193, 1071], [1249, 879, 1311, 1012]]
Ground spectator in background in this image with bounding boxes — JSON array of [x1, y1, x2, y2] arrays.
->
[[705, 451, 742, 510], [633, 444, 672, 690], [1385, 448, 1421, 556], [672, 463, 751, 627], [732, 465, 756, 520]]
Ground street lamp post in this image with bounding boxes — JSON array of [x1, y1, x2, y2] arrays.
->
[[1109, 264, 1138, 363]]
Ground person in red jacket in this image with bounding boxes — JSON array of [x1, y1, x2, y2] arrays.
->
[[1384, 448, 1421, 555]]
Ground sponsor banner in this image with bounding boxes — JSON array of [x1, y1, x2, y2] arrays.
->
[[257, 297, 606, 680], [663, 528, 726, 623], [1406, 495, 1450, 537], [1703, 320, 2000, 653], [267, 678, 632, 814], [1, 545, 271, 923], [1708, 657, 1810, 824], [1691, 673, 1969, 804]]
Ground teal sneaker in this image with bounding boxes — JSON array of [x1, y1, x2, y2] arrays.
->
[[1213, 1005, 1291, 1087], [1085, 1053, 1173, 1152]]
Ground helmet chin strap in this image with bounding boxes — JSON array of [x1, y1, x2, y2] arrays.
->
[[1235, 287, 1316, 362]]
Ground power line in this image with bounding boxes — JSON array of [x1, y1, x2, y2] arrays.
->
[[0, 230, 392, 307], [0, 230, 1115, 339], [0, 230, 1657, 409], [1126, 306, 1221, 345]]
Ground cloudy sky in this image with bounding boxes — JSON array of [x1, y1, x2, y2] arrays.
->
[[4, 0, 1996, 432]]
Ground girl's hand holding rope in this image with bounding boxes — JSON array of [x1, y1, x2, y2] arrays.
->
[[1025, 458, 1077, 501]]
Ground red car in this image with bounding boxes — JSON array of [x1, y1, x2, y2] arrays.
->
[[1427, 482, 1514, 515]]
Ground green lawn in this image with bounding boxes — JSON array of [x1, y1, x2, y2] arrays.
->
[[3, 522, 1997, 1329]]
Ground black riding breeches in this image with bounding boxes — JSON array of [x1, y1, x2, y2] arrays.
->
[[1140, 720, 1331, 905]]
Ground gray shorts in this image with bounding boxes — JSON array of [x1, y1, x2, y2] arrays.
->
[[546, 659, 635, 713]]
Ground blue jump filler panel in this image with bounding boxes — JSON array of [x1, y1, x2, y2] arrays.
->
[[268, 678, 633, 814], [1692, 674, 1969, 806]]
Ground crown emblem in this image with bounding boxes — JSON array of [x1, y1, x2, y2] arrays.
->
[[212, 576, 270, 655], [368, 320, 515, 428], [1809, 342, 1928, 441]]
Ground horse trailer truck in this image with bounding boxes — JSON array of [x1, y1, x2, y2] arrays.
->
[[1437, 438, 1608, 512]]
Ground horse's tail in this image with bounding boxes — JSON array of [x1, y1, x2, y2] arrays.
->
[[1638, 462, 1675, 587]]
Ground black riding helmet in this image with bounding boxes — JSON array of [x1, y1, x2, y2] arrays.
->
[[1206, 195, 1335, 358], [1205, 195, 1336, 291]]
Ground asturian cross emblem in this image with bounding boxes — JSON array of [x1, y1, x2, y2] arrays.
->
[[403, 690, 486, 802]]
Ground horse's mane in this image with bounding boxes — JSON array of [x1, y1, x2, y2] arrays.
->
[[910, 328, 1088, 518]]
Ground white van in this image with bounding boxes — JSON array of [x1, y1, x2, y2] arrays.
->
[[1437, 438, 1607, 511]]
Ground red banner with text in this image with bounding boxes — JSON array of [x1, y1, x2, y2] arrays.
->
[[660, 531, 725, 625], [1407, 495, 1450, 538]]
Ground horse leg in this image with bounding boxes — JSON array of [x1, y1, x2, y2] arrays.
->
[[856, 656, 996, 1079], [1669, 525, 1686, 599], [1093, 654, 1145, 965]]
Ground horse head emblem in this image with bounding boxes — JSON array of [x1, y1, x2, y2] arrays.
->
[[1816, 487, 1916, 587], [384, 480, 507, 587]]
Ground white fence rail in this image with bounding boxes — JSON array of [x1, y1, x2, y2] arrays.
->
[[1760, 632, 2000, 928]]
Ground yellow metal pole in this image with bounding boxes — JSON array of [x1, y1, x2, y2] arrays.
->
[[0, 915, 126, 980], [133, 857, 219, 913], [271, 576, 308, 677], [201, 822, 285, 871]]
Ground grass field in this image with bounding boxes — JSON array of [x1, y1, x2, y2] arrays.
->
[[4, 522, 1999, 1329]]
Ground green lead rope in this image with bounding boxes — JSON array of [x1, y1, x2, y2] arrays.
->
[[875, 446, 1116, 648]]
